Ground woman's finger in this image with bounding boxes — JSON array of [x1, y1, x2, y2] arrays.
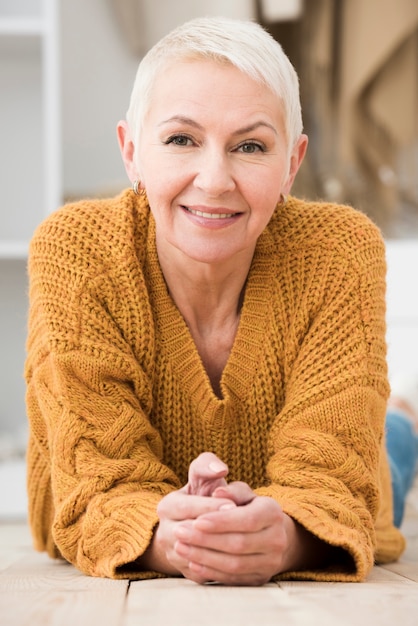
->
[[186, 452, 229, 496], [211, 481, 256, 505], [193, 495, 283, 533], [157, 490, 235, 521]]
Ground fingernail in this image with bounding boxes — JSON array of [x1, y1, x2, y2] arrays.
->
[[219, 503, 235, 510], [209, 461, 226, 473]]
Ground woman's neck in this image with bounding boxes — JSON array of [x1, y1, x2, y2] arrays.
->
[[155, 239, 256, 397], [156, 240, 253, 337]]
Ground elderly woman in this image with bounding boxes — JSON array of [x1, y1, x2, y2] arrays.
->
[[25, 17, 406, 585]]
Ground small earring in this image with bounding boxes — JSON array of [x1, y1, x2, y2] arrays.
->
[[133, 179, 143, 195], [279, 194, 287, 206]]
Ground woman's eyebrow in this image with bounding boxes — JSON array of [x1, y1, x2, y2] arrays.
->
[[232, 121, 278, 136], [158, 116, 278, 135], [159, 115, 203, 129]]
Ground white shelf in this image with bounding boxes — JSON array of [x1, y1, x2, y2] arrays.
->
[[0, 17, 45, 35], [0, 241, 29, 260], [0, 0, 61, 258]]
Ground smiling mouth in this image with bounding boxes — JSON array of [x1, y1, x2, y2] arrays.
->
[[183, 206, 240, 219]]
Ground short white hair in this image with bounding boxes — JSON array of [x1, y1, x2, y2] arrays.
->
[[126, 16, 303, 154]]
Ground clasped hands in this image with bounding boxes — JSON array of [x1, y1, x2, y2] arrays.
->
[[145, 452, 306, 586]]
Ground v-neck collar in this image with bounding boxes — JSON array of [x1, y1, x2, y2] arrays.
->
[[145, 215, 276, 408]]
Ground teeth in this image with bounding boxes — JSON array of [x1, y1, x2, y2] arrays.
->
[[186, 207, 234, 219]]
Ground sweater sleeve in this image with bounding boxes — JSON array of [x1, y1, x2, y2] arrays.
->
[[25, 217, 181, 579], [256, 222, 398, 581]]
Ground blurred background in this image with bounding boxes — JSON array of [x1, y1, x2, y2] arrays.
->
[[0, 0, 417, 519]]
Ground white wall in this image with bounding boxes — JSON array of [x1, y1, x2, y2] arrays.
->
[[0, 260, 28, 442], [115, 0, 255, 53], [60, 0, 139, 198], [385, 240, 418, 381]]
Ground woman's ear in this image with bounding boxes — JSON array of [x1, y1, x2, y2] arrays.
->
[[283, 133, 308, 195], [116, 120, 138, 183]]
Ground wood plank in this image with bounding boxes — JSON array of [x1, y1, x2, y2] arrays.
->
[[0, 551, 128, 626], [0, 522, 32, 549], [0, 522, 33, 570], [280, 591, 418, 626], [366, 564, 416, 583], [0, 548, 32, 571], [381, 560, 418, 583], [278, 570, 418, 626], [0, 550, 127, 590], [126, 573, 418, 626], [125, 578, 348, 626], [0, 587, 127, 626]]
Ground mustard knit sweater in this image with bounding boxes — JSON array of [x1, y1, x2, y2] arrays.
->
[[25, 189, 405, 581]]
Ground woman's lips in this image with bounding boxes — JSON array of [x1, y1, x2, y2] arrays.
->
[[182, 205, 241, 219]]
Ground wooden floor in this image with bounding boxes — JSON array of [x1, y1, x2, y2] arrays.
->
[[1, 480, 417, 626]]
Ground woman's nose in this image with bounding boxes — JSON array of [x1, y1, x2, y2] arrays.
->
[[193, 148, 236, 195]]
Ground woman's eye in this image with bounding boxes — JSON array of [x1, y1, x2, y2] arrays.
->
[[166, 135, 193, 146], [237, 142, 265, 154]]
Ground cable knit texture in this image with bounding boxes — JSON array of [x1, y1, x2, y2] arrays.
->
[[25, 189, 405, 581]]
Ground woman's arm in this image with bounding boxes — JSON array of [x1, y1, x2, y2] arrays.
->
[[25, 215, 180, 579], [253, 218, 390, 581]]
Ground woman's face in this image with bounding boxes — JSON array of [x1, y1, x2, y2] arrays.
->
[[134, 59, 307, 265]]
